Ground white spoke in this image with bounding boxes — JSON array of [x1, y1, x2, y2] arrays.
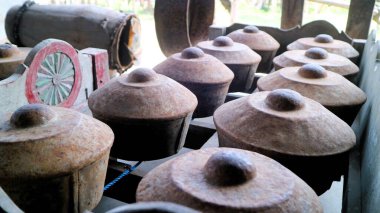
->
[[36, 52, 75, 105]]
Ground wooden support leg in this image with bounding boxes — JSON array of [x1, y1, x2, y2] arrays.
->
[[281, 0, 305, 29], [346, 0, 375, 39]]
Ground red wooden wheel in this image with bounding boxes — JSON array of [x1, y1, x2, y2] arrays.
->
[[24, 39, 82, 108]]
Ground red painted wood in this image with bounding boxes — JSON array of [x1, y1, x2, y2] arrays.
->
[[25, 40, 82, 108], [81, 48, 110, 89]]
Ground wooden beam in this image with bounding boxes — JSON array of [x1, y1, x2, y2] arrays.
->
[[281, 0, 305, 29], [346, 0, 375, 39], [310, 0, 349, 9]]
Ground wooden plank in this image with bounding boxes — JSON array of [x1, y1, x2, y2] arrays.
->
[[344, 30, 378, 212], [184, 117, 216, 149], [281, 0, 305, 29], [201, 132, 219, 148], [343, 148, 361, 212], [93, 196, 126, 213], [0, 187, 23, 213], [358, 59, 380, 213], [346, 0, 375, 39]]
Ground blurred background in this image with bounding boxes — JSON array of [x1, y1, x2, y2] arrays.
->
[[1, 0, 380, 68]]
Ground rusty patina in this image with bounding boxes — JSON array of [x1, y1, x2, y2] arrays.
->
[[0, 43, 30, 79], [154, 47, 233, 118], [227, 25, 280, 73], [257, 64, 366, 124], [197, 36, 261, 92], [214, 89, 356, 194], [287, 34, 359, 63], [273, 47, 359, 80], [88, 67, 197, 160], [106, 202, 200, 213], [0, 104, 114, 212], [154, 0, 215, 56], [137, 147, 322, 212]]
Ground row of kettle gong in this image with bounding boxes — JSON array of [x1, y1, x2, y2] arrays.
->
[[109, 25, 364, 209], [88, 24, 364, 162], [133, 26, 364, 212], [0, 25, 365, 212], [90, 24, 364, 210]]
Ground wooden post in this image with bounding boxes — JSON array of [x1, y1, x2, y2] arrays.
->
[[281, 0, 305, 29], [346, 0, 375, 39], [230, 0, 239, 23]]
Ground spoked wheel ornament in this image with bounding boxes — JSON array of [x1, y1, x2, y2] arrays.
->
[[25, 39, 82, 107], [36, 53, 75, 105]]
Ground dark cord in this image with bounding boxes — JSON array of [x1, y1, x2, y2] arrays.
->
[[103, 161, 142, 191]]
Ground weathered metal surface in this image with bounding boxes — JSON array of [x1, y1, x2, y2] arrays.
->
[[257, 64, 366, 124], [213, 21, 353, 59], [287, 34, 360, 63], [227, 25, 279, 73], [273, 47, 359, 80], [88, 68, 197, 160], [0, 104, 114, 212], [197, 36, 261, 92], [154, 47, 233, 118], [106, 202, 200, 213], [154, 0, 215, 56], [0, 43, 30, 79], [5, 1, 141, 71], [214, 89, 356, 194], [137, 147, 322, 212], [0, 39, 109, 115]]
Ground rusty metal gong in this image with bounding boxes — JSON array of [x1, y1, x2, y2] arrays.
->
[[137, 147, 322, 212], [257, 64, 366, 124], [0, 43, 30, 79]]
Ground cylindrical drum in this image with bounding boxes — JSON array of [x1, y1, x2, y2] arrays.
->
[[154, 0, 215, 56], [5, 1, 141, 71]]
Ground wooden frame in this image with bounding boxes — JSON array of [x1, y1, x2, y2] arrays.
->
[[280, 0, 375, 39], [343, 30, 380, 213], [0, 39, 110, 114]]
